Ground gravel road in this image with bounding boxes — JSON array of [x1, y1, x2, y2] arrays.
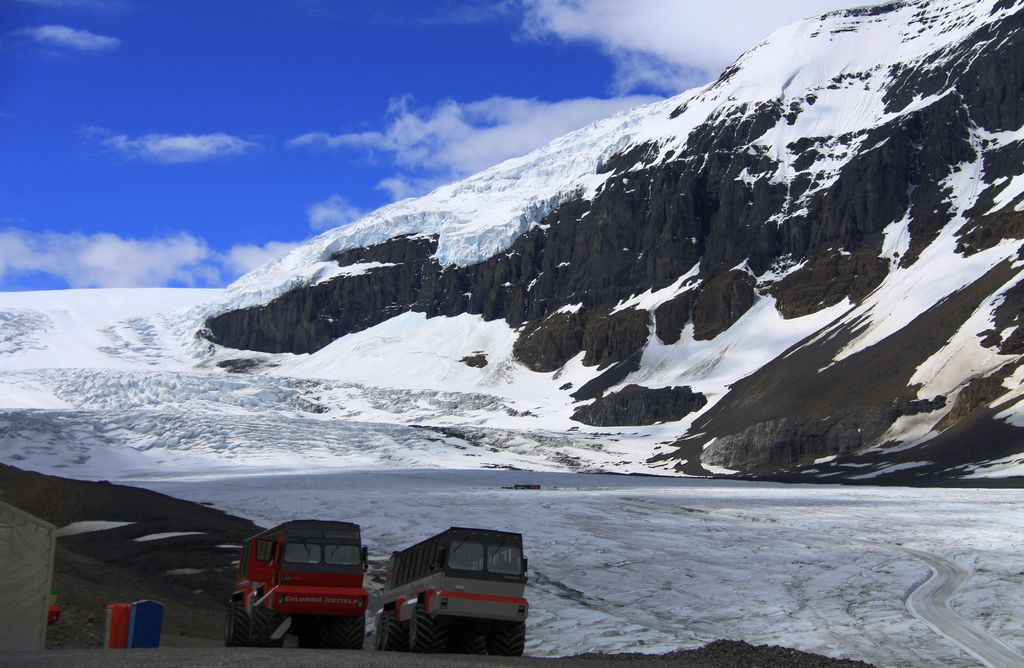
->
[[900, 546, 1024, 668], [4, 640, 873, 667]]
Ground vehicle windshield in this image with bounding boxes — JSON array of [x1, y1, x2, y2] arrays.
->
[[447, 538, 523, 575], [284, 542, 360, 566], [324, 544, 361, 565], [487, 544, 522, 574], [449, 541, 484, 571]]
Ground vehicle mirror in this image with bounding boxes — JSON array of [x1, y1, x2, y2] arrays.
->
[[437, 548, 446, 568], [522, 557, 528, 573], [362, 546, 369, 570]]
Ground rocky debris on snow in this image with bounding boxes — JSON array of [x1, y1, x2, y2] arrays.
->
[[570, 639, 873, 666], [459, 353, 488, 368]]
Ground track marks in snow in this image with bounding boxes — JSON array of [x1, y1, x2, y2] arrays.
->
[[0, 310, 52, 355], [98, 317, 173, 366], [658, 495, 1024, 667]]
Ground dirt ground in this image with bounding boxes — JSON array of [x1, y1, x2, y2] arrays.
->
[[6, 642, 872, 667]]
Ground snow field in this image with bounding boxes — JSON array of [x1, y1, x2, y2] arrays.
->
[[0, 290, 687, 476], [140, 469, 1022, 666], [0, 289, 218, 371], [2, 264, 1022, 479]]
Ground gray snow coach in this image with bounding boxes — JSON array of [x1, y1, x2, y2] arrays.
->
[[374, 527, 528, 655]]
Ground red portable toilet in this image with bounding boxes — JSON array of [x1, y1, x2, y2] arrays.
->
[[104, 603, 131, 649]]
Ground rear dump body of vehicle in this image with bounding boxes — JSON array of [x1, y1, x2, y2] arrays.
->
[[374, 526, 528, 655], [225, 520, 369, 649]]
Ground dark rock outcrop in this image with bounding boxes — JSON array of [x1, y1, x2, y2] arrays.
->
[[658, 260, 1015, 473], [460, 353, 488, 368], [581, 309, 650, 368], [692, 271, 757, 340], [772, 249, 889, 319], [513, 313, 585, 372], [703, 396, 945, 470], [654, 291, 695, 344], [205, 234, 440, 354], [570, 351, 645, 402], [571, 385, 707, 426], [936, 366, 1017, 430]]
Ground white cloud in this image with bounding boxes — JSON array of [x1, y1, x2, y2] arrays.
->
[[292, 93, 657, 199], [307, 195, 364, 230], [223, 241, 301, 276], [86, 127, 257, 163], [521, 0, 870, 93], [11, 25, 121, 52], [0, 229, 212, 288], [0, 229, 303, 288]]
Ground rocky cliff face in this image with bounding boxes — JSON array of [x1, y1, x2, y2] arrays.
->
[[570, 385, 707, 427], [198, 0, 1024, 482]]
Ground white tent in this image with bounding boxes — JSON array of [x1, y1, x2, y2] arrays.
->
[[0, 501, 56, 651]]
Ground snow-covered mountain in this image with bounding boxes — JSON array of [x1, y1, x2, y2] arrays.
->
[[3, 0, 1024, 483]]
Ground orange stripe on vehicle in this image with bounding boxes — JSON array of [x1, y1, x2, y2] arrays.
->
[[438, 591, 528, 605]]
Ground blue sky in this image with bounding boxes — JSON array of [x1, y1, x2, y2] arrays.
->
[[0, 0, 858, 290]]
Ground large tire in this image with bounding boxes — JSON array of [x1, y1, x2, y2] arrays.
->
[[325, 615, 365, 650], [384, 611, 408, 652], [374, 613, 384, 651], [410, 606, 448, 653], [298, 628, 326, 648], [456, 630, 488, 655], [224, 601, 249, 647], [250, 605, 284, 648], [488, 622, 526, 656]]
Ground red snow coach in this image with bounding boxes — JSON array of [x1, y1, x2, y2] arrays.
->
[[225, 520, 369, 649], [374, 527, 528, 655]]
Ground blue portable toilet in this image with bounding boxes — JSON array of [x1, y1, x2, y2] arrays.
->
[[128, 600, 164, 648]]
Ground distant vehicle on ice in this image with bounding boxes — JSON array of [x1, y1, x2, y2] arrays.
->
[[375, 526, 528, 655], [225, 520, 369, 649]]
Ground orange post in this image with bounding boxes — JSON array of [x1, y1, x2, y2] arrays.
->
[[104, 603, 131, 649]]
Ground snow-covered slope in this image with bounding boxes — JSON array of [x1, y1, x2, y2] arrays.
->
[[0, 290, 661, 477], [192, 0, 1020, 320], [190, 98, 679, 319], [4, 0, 1024, 483]]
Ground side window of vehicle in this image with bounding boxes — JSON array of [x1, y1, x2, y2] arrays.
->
[[239, 542, 251, 574], [256, 539, 274, 561], [414, 547, 424, 580]]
